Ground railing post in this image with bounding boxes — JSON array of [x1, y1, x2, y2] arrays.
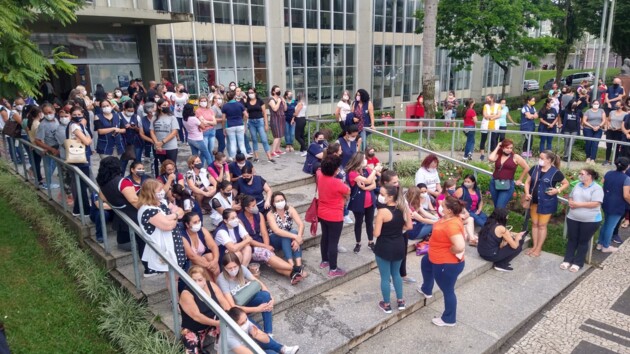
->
[[388, 138, 394, 170], [612, 142, 618, 164], [27, 146, 37, 187], [169, 267, 181, 334], [451, 128, 455, 158], [567, 136, 574, 169], [9, 137, 18, 172], [220, 319, 229, 354], [418, 128, 423, 159], [129, 226, 142, 292], [18, 140, 28, 181], [57, 160, 68, 213], [74, 172, 86, 225], [98, 198, 110, 254], [307, 121, 311, 145], [527, 134, 532, 159]]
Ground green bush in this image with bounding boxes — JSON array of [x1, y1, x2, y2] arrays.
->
[[393, 159, 420, 178]]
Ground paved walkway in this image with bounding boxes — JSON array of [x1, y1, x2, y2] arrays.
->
[[506, 241, 630, 354]]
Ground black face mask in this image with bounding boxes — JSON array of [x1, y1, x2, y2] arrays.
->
[[613, 83, 620, 88], [72, 116, 83, 122], [242, 177, 252, 184], [194, 163, 203, 169], [317, 139, 325, 144], [161, 107, 170, 114]]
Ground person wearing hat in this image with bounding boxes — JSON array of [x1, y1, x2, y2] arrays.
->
[[598, 157, 630, 253]]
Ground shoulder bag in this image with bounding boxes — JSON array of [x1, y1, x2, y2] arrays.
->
[[233, 280, 262, 306], [494, 155, 512, 191], [64, 123, 88, 164], [304, 178, 319, 236], [520, 167, 539, 209], [2, 110, 22, 138]]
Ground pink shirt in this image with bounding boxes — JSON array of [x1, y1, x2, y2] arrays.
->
[[183, 116, 203, 141], [195, 107, 215, 132]]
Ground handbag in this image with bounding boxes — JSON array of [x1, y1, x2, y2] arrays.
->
[[305, 178, 319, 236], [64, 124, 88, 164], [494, 179, 511, 191], [121, 144, 136, 161], [2, 119, 21, 138], [233, 280, 262, 306], [521, 167, 540, 209]]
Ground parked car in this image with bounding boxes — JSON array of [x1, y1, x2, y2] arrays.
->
[[543, 78, 556, 91], [523, 80, 540, 92], [564, 72, 595, 87]]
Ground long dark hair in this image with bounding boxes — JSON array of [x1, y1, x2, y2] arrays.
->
[[96, 156, 123, 187], [479, 208, 509, 240]]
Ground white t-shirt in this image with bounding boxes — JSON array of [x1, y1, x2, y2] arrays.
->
[[337, 101, 351, 121], [414, 167, 441, 192], [172, 93, 189, 118], [214, 223, 249, 246], [138, 204, 178, 272]]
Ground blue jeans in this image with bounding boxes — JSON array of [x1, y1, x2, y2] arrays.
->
[[420, 256, 465, 324], [246, 290, 273, 333], [203, 129, 216, 163], [598, 213, 623, 248], [469, 210, 488, 227], [539, 132, 553, 152], [490, 178, 515, 209], [285, 120, 295, 146], [257, 336, 283, 353], [43, 154, 57, 187], [406, 222, 433, 240], [6, 137, 22, 164], [464, 129, 475, 157], [226, 125, 247, 158], [188, 139, 213, 167], [249, 118, 271, 154], [583, 128, 603, 160], [215, 128, 226, 153], [269, 230, 302, 261], [375, 255, 403, 304], [177, 117, 187, 142]]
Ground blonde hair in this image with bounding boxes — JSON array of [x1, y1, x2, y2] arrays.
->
[[405, 186, 422, 210], [222, 252, 246, 286], [188, 265, 210, 281], [187, 155, 200, 168], [137, 179, 162, 206]]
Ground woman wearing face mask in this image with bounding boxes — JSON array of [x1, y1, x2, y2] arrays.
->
[[185, 155, 217, 214], [335, 89, 352, 129], [266, 192, 307, 281], [210, 180, 238, 226], [169, 84, 189, 143], [345, 152, 381, 253], [405, 186, 438, 240], [156, 159, 185, 204], [523, 150, 569, 257], [374, 185, 413, 313], [293, 93, 308, 156], [604, 102, 625, 166], [454, 175, 487, 227], [268, 85, 287, 157], [120, 100, 144, 172], [138, 102, 158, 173], [214, 209, 253, 266], [239, 195, 301, 283], [54, 108, 74, 201], [348, 89, 375, 150], [34, 103, 61, 190], [151, 99, 180, 166], [414, 154, 442, 200], [181, 213, 220, 279], [225, 307, 299, 354], [365, 146, 381, 170], [179, 266, 230, 354], [245, 88, 275, 163], [126, 161, 149, 188], [75, 85, 94, 111], [67, 106, 93, 216], [478, 208, 525, 272], [228, 153, 254, 182], [488, 139, 530, 208], [560, 101, 583, 161], [598, 157, 630, 253], [208, 151, 231, 183], [520, 96, 538, 158], [497, 99, 516, 142], [537, 98, 559, 153], [561, 169, 603, 272], [283, 90, 297, 153], [442, 91, 458, 128], [582, 100, 606, 164], [95, 99, 126, 160], [211, 94, 226, 154], [183, 102, 213, 167], [137, 179, 186, 282], [338, 124, 360, 169], [216, 251, 274, 335], [303, 132, 327, 175], [236, 165, 272, 212], [195, 95, 217, 165], [222, 91, 250, 160]]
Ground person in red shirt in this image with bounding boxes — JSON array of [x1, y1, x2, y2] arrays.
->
[[414, 93, 425, 127], [418, 196, 466, 327], [462, 99, 478, 161], [316, 155, 350, 277], [365, 146, 381, 170]]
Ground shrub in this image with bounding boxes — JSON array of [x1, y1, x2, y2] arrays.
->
[[393, 159, 420, 178]]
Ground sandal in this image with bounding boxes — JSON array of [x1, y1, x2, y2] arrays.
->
[[469, 239, 478, 247], [569, 265, 580, 273], [622, 220, 629, 228], [559, 262, 570, 270]]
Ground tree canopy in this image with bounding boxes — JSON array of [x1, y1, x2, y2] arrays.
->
[[576, 0, 630, 61], [0, 0, 83, 98]]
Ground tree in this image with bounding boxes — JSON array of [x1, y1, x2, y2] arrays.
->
[[0, 0, 83, 98], [551, 0, 582, 84], [577, 0, 630, 64], [419, 0, 438, 120], [418, 0, 561, 98]]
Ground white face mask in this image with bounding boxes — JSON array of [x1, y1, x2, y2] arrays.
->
[[538, 159, 546, 167], [356, 96, 361, 102], [227, 268, 239, 277], [217, 99, 223, 104], [377, 195, 386, 204], [44, 114, 55, 121], [578, 175, 585, 182], [239, 322, 250, 333], [82, 90, 87, 96], [190, 222, 202, 232], [15, 105, 23, 111], [228, 219, 239, 228], [348, 136, 356, 142], [115, 91, 122, 97], [463, 182, 474, 189], [593, 104, 600, 109], [343, 95, 349, 101], [102, 107, 112, 114], [275, 201, 286, 210], [229, 85, 236, 91], [248, 94, 256, 99], [420, 192, 428, 198], [428, 168, 437, 173], [362, 159, 368, 168], [199, 101, 208, 108], [124, 111, 134, 117], [59, 117, 70, 125], [156, 190, 166, 200]]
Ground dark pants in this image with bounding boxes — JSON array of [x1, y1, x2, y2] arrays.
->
[[215, 128, 226, 154], [319, 218, 344, 270], [480, 131, 498, 152], [177, 117, 187, 142], [522, 131, 534, 153], [352, 207, 375, 243], [564, 218, 600, 268], [400, 237, 409, 277], [498, 126, 508, 141], [71, 165, 92, 215], [156, 149, 178, 170], [464, 129, 475, 157], [583, 128, 603, 160], [605, 130, 623, 162], [479, 238, 524, 268], [32, 150, 43, 183], [295, 117, 307, 152], [420, 256, 465, 324]]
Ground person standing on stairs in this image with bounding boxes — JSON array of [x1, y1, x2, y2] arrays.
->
[[418, 196, 466, 327], [597, 157, 630, 253], [374, 185, 412, 314], [477, 208, 525, 272]]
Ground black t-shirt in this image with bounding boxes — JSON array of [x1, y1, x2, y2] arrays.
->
[[244, 99, 264, 119], [529, 167, 565, 204], [562, 110, 582, 132]]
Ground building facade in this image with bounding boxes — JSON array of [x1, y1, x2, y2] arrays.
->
[[34, 0, 524, 114]]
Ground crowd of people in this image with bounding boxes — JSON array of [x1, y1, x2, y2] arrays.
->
[[2, 79, 628, 353]]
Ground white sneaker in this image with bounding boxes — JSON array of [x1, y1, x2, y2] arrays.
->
[[337, 245, 349, 253], [432, 317, 456, 327], [602, 246, 619, 253], [596, 244, 603, 251], [300, 151, 307, 157], [417, 287, 433, 299], [283, 345, 300, 354], [343, 215, 354, 224]]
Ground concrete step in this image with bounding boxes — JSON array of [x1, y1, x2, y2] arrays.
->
[[349, 251, 588, 354], [279, 182, 317, 214]]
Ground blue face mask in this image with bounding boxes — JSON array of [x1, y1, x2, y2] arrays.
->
[[447, 189, 455, 195]]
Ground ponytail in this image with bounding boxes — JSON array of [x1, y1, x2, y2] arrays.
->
[[542, 150, 560, 168]]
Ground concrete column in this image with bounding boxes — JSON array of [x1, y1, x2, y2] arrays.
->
[[508, 60, 526, 97], [265, 1, 286, 90], [470, 54, 485, 100], [355, 0, 374, 91], [137, 26, 160, 81]]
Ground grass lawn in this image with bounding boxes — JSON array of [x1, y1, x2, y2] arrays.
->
[[525, 67, 621, 84], [0, 197, 115, 354]]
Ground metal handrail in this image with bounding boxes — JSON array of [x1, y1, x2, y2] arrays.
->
[[1, 135, 264, 353]]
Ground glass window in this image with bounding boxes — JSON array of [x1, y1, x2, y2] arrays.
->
[[305, 0, 316, 9], [213, 1, 230, 24], [320, 11, 331, 29], [174, 40, 194, 69], [346, 0, 354, 12], [321, 0, 331, 11], [233, 3, 249, 25], [292, 46, 305, 67], [195, 0, 212, 23], [216, 42, 234, 69], [346, 46, 355, 66], [251, 5, 265, 26], [334, 0, 343, 12], [196, 41, 215, 69], [253, 43, 266, 68], [346, 13, 355, 30], [234, 43, 250, 68], [306, 10, 317, 29], [291, 0, 303, 9], [293, 68, 305, 89], [306, 45, 318, 67], [254, 69, 267, 85], [333, 13, 344, 30], [33, 33, 139, 60], [395, 0, 404, 33], [291, 9, 303, 27], [307, 68, 319, 87], [158, 40, 173, 70], [374, 0, 384, 15]]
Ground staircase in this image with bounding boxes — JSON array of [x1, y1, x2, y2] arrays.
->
[[79, 151, 586, 354]]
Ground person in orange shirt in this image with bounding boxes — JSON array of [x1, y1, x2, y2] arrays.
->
[[418, 196, 466, 326]]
